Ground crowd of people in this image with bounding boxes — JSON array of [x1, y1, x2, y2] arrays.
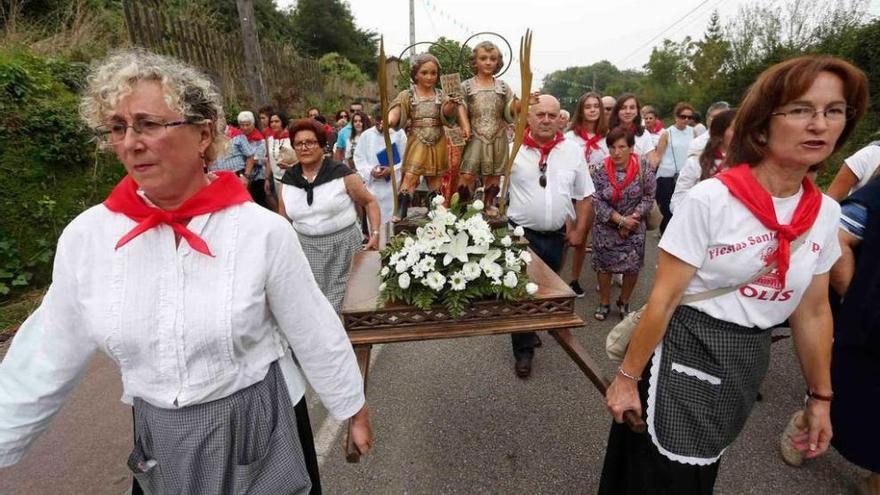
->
[[0, 44, 877, 495]]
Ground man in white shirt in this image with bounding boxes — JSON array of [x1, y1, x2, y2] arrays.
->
[[354, 107, 407, 224], [507, 94, 595, 377]]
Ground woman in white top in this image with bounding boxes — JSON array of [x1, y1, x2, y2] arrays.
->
[[601, 55, 868, 494], [671, 108, 736, 213], [641, 105, 665, 149], [654, 102, 696, 232], [608, 93, 659, 167], [279, 119, 380, 312], [265, 110, 296, 202], [563, 91, 609, 296], [0, 49, 373, 494], [344, 110, 369, 169]]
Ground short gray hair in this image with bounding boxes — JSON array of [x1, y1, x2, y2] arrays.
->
[[80, 48, 226, 162], [706, 101, 731, 116]]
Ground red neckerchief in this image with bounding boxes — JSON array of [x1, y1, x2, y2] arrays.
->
[[226, 126, 243, 138], [273, 129, 290, 140], [604, 154, 640, 204], [576, 128, 603, 163], [716, 164, 821, 285], [261, 127, 272, 138], [103, 172, 252, 256], [522, 128, 565, 166], [245, 129, 265, 143], [648, 121, 664, 134]]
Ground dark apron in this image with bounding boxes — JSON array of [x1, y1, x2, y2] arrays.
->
[[647, 306, 771, 464]]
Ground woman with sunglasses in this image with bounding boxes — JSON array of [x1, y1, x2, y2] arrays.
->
[[590, 126, 657, 321], [670, 109, 736, 213], [279, 118, 381, 312], [654, 102, 697, 232]]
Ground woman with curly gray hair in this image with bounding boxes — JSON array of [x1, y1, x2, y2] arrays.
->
[[0, 49, 372, 494]]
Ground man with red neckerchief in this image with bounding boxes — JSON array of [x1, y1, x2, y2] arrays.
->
[[506, 94, 595, 378]]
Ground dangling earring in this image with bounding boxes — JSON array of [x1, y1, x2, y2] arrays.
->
[[200, 151, 208, 173], [756, 133, 768, 145]]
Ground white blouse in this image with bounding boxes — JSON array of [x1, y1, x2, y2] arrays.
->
[[281, 178, 357, 236], [0, 201, 364, 467]]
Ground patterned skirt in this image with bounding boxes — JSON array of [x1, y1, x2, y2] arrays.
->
[[297, 222, 363, 312], [128, 361, 313, 495]]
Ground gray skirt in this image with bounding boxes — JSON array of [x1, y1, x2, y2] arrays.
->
[[128, 361, 311, 495], [297, 222, 363, 312]]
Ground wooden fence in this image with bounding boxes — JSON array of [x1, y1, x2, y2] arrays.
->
[[121, 1, 376, 108]]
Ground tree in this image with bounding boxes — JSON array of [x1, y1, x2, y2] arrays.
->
[[688, 10, 731, 111], [290, 0, 378, 78], [319, 52, 368, 85]]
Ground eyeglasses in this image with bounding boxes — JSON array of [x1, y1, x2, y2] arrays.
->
[[95, 117, 203, 144], [539, 161, 547, 188], [604, 107, 614, 113], [770, 104, 855, 122], [678, 114, 694, 120], [293, 139, 320, 150]]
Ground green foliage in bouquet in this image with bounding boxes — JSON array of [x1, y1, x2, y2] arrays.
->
[[378, 195, 538, 317]]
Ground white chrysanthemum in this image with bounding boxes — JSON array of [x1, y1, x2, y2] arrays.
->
[[432, 194, 446, 207], [395, 260, 408, 273], [449, 271, 466, 291], [500, 235, 512, 247], [513, 226, 525, 237], [390, 252, 401, 265], [424, 271, 447, 291], [462, 262, 481, 281], [380, 266, 390, 277], [526, 282, 538, 295], [398, 272, 411, 289], [484, 263, 503, 280], [519, 250, 533, 264], [471, 199, 484, 211], [503, 270, 518, 288], [504, 249, 520, 269], [404, 237, 415, 248]]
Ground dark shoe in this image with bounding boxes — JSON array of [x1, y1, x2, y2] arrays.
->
[[515, 355, 532, 378], [532, 334, 542, 348], [456, 185, 472, 203], [616, 300, 630, 320], [594, 304, 611, 321], [393, 192, 411, 222], [569, 280, 585, 298]]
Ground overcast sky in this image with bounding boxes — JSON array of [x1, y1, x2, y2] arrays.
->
[[277, 0, 880, 95]]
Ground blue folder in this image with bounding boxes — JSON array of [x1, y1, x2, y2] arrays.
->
[[376, 143, 401, 167]]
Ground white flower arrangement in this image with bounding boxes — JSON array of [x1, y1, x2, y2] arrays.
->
[[378, 196, 534, 317]]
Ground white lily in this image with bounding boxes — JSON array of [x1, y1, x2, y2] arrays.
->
[[440, 231, 489, 266]]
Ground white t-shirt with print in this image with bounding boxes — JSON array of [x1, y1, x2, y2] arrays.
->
[[843, 143, 880, 192], [659, 178, 841, 329]]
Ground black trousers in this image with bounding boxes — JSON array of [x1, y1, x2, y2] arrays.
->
[[655, 176, 677, 234], [248, 178, 268, 209], [132, 396, 322, 494], [510, 225, 565, 359]]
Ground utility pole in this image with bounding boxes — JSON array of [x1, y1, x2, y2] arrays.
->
[[236, 0, 269, 105], [409, 0, 416, 62]]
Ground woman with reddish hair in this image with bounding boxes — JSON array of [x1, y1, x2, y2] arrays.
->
[[602, 55, 869, 494]]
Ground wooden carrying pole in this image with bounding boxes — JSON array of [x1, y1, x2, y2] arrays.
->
[[377, 37, 400, 214], [499, 29, 533, 217]]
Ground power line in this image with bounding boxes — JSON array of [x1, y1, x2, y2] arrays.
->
[[617, 0, 713, 67]]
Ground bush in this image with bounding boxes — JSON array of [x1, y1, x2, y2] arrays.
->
[[0, 47, 121, 299]]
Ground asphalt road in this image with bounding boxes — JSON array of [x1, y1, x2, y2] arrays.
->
[[0, 235, 868, 494]]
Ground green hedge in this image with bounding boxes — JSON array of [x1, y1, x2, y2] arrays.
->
[[0, 47, 121, 298]]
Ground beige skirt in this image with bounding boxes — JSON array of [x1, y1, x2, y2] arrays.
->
[[403, 137, 448, 177]]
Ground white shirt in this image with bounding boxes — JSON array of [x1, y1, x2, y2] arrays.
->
[[281, 177, 357, 236], [843, 143, 880, 193], [564, 130, 609, 169], [659, 179, 841, 328], [634, 131, 656, 157], [657, 125, 694, 178], [508, 139, 596, 231], [0, 201, 364, 467], [693, 123, 707, 136], [688, 131, 709, 158], [670, 155, 716, 213], [267, 134, 295, 181], [354, 127, 407, 224]]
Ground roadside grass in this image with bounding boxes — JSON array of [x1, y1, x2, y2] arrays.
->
[[0, 289, 44, 342]]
